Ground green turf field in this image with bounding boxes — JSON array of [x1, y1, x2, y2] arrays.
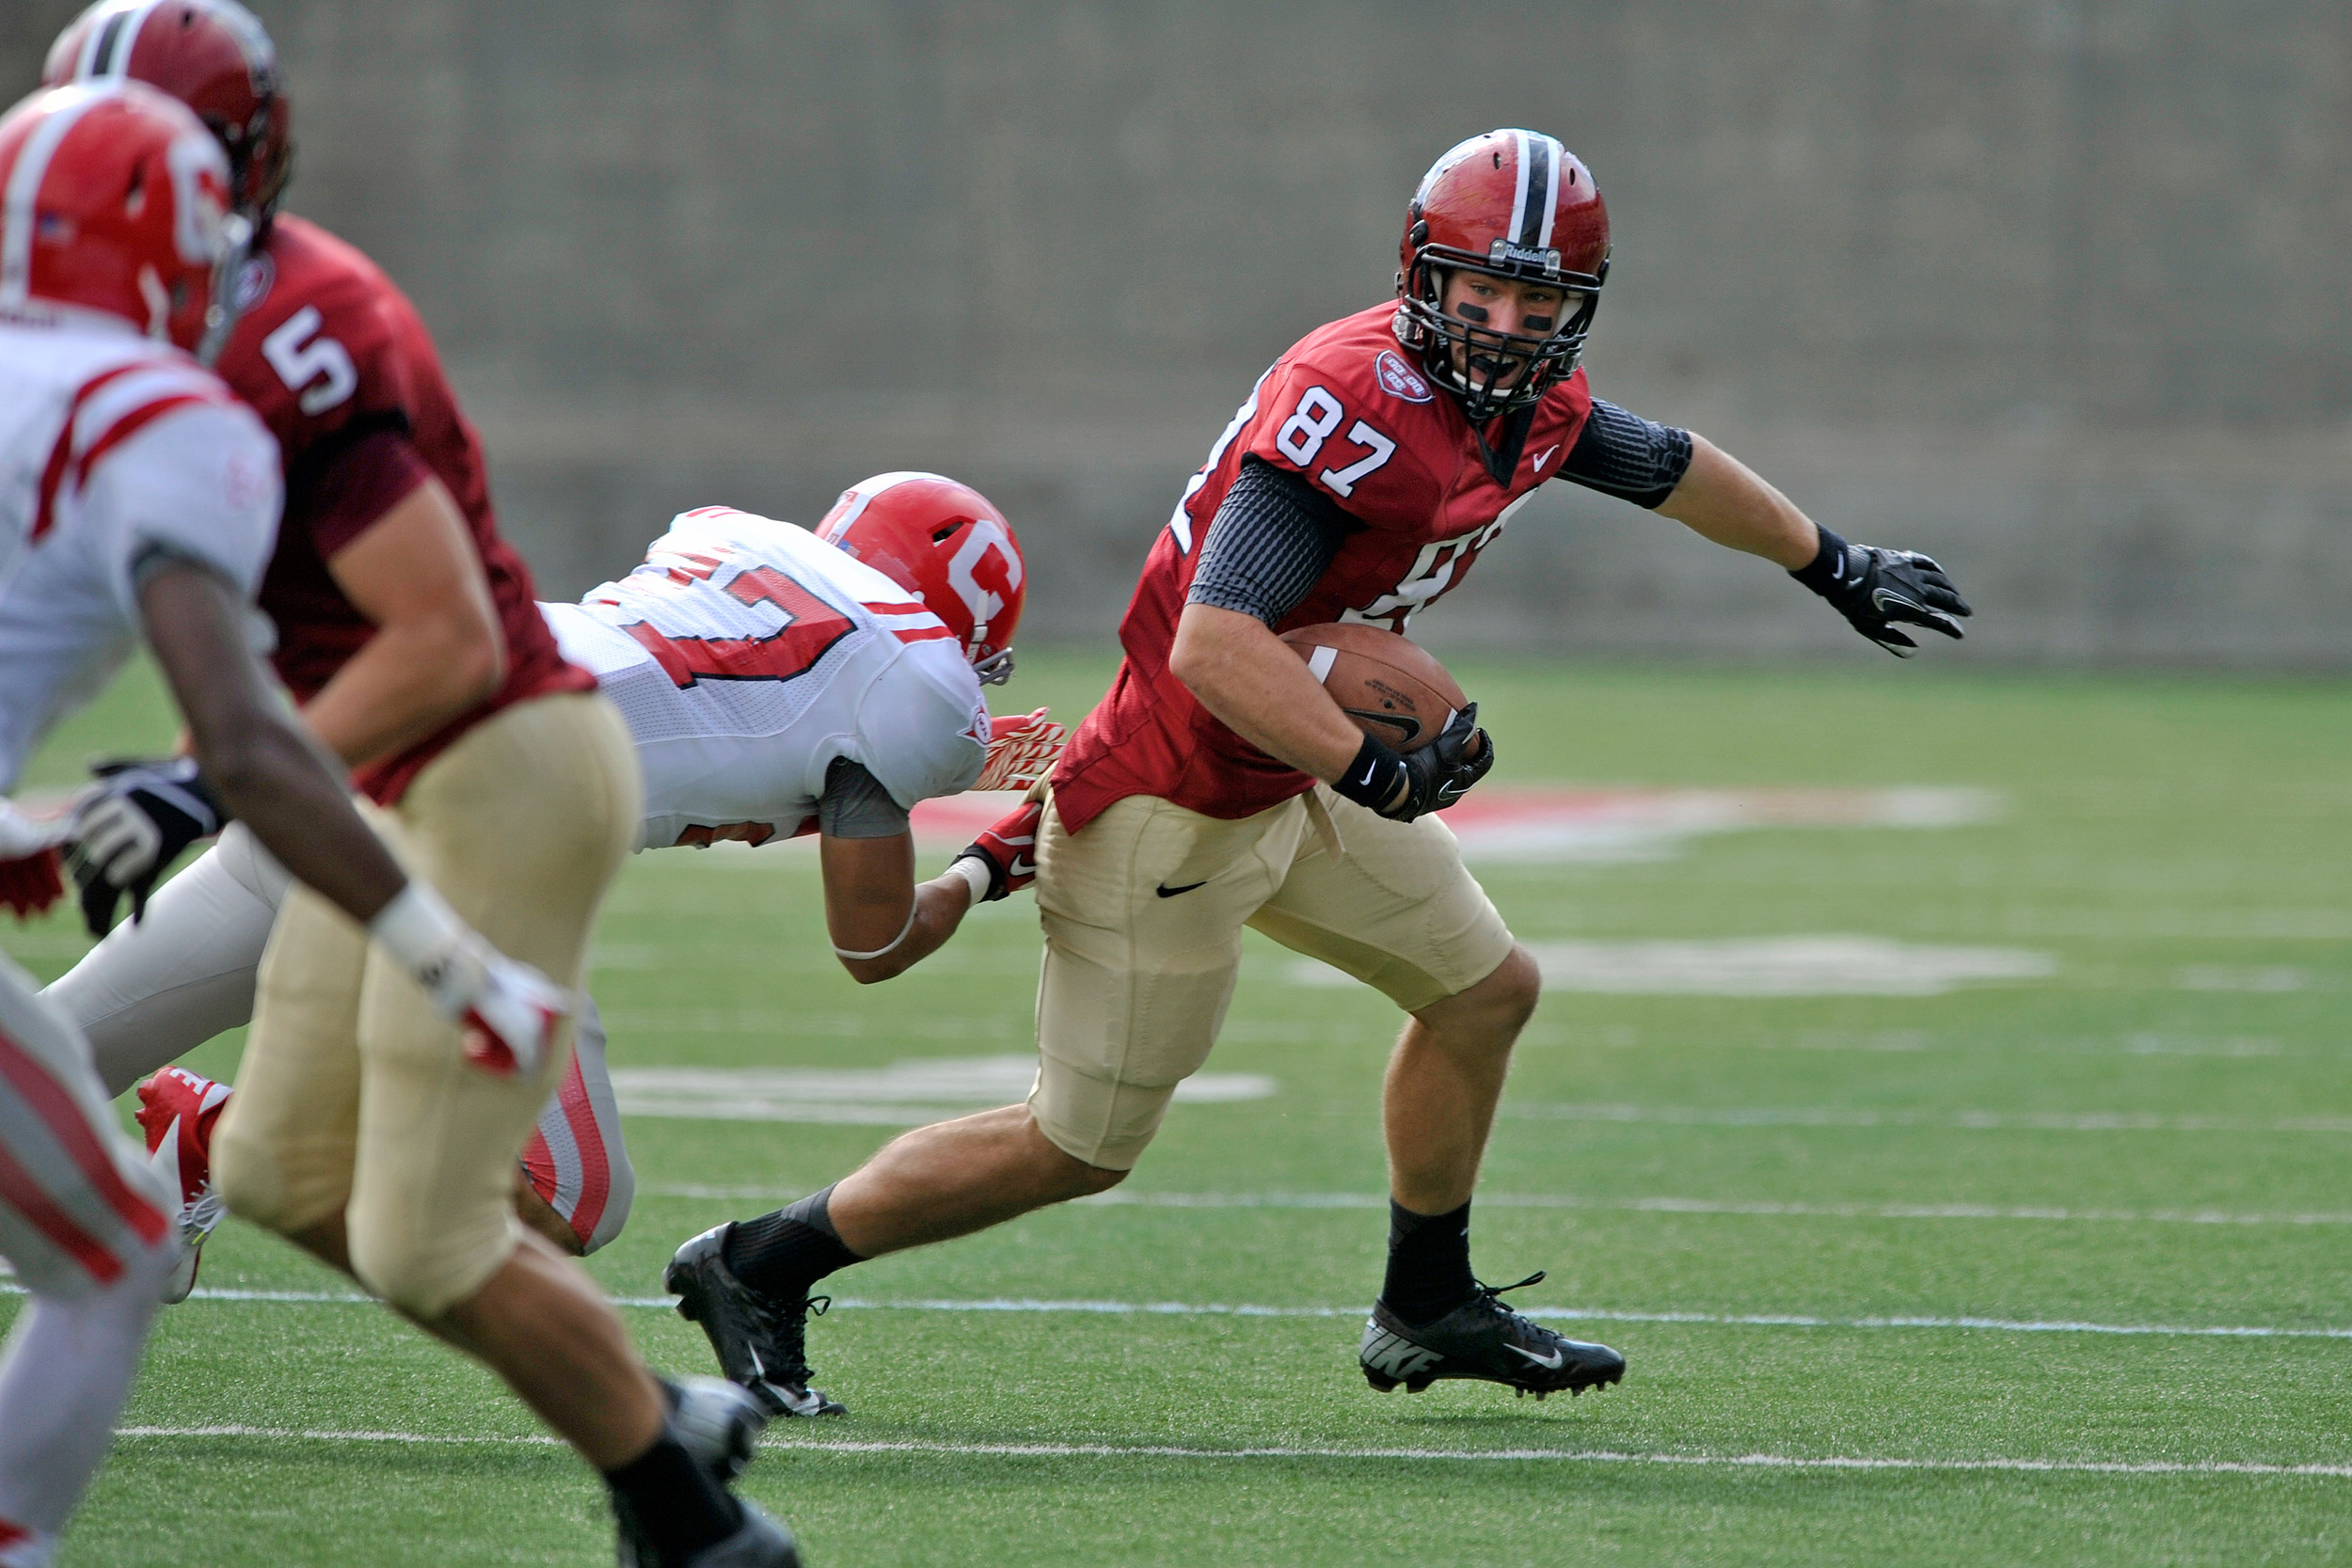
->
[[8, 653, 2352, 1566]]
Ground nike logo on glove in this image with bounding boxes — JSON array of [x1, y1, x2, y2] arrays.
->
[[1507, 1343, 1565, 1370], [1155, 880, 1208, 898]]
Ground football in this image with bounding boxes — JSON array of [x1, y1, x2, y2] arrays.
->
[[1280, 622, 1466, 752]]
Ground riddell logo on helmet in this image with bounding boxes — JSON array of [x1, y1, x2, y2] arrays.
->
[[1375, 351, 1433, 404], [1486, 240, 1562, 271]]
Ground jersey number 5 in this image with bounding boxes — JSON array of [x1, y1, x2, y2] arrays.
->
[[261, 306, 358, 416], [1273, 385, 1396, 499], [627, 566, 855, 688]]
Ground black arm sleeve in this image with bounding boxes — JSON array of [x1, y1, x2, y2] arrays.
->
[[1186, 456, 1358, 625], [1557, 399, 1694, 509]]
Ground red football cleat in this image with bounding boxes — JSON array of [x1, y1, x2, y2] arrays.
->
[[135, 1068, 232, 1304]]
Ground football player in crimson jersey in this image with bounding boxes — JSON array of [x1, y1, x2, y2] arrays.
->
[[40, 7, 798, 1563], [673, 130, 1970, 1415], [0, 82, 575, 1566]]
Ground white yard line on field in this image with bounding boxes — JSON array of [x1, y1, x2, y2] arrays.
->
[[18, 1281, 2352, 1341], [108, 1427, 2352, 1479], [1495, 1104, 2352, 1133], [648, 1184, 2352, 1227]]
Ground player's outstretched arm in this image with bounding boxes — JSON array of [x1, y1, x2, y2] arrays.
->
[[818, 831, 977, 984], [1656, 435, 1971, 657]]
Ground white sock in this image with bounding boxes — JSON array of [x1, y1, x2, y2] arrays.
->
[[0, 1238, 176, 1539]]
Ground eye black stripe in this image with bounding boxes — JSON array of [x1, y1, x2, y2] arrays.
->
[[1517, 135, 1552, 251]]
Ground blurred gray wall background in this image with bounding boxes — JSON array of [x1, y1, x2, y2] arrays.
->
[[7, 2, 2348, 666]]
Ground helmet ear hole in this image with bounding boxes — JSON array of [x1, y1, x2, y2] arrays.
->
[[931, 525, 959, 544]]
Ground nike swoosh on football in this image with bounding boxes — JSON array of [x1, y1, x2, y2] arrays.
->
[[1506, 1343, 1565, 1370], [1532, 444, 1560, 472], [1156, 881, 1208, 898]]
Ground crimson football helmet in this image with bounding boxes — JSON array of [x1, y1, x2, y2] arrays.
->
[[0, 82, 246, 359], [43, 0, 293, 225], [816, 472, 1026, 685], [1395, 129, 1611, 421]]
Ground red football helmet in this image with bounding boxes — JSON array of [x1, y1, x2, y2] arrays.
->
[[43, 0, 293, 225], [0, 81, 246, 358], [816, 472, 1026, 685], [1394, 129, 1611, 420]]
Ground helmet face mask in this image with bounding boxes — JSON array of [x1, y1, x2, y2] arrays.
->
[[1394, 129, 1611, 423]]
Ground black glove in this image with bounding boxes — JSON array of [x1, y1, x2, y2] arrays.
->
[[1793, 527, 1971, 657], [1331, 703, 1494, 823], [65, 757, 230, 937]]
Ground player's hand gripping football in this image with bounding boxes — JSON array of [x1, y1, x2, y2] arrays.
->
[[66, 757, 230, 936], [952, 798, 1042, 902], [1334, 704, 1495, 823], [1794, 530, 1972, 657], [367, 879, 572, 1076]]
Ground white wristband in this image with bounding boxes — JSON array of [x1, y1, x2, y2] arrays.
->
[[368, 879, 466, 974], [948, 854, 993, 907], [831, 900, 919, 962]]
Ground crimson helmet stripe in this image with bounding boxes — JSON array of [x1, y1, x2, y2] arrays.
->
[[1, 87, 111, 306]]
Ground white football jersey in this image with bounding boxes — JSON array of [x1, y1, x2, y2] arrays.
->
[[543, 506, 989, 850], [0, 315, 281, 791]]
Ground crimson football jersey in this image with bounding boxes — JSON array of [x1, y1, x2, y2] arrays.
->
[[1052, 301, 1593, 832], [215, 214, 591, 803]]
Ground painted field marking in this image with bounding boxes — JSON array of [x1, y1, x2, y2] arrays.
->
[[110, 1426, 2352, 1479], [1293, 937, 2055, 996], [912, 785, 2000, 864], [610, 1057, 1271, 1125], [1493, 1103, 2352, 1133], [645, 1184, 2352, 1227], [19, 1283, 2352, 1342]]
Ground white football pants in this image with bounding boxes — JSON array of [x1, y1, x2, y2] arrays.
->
[[0, 951, 179, 1548], [41, 826, 635, 1254]]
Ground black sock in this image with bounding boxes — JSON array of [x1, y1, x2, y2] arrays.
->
[[604, 1429, 740, 1559], [1382, 1198, 1477, 1326], [723, 1183, 863, 1300]]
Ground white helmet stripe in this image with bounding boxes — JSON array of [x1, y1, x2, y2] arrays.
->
[[77, 2, 167, 80], [1534, 135, 1564, 249], [1505, 129, 1532, 252], [2, 87, 111, 306], [821, 469, 954, 536]]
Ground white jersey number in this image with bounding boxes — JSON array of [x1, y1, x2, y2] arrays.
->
[[262, 306, 358, 417]]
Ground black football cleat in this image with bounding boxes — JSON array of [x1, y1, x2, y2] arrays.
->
[[687, 1503, 802, 1568], [1359, 1272, 1626, 1400], [661, 1375, 769, 1481], [616, 1384, 789, 1567], [617, 1499, 802, 1568], [666, 1223, 848, 1418]]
